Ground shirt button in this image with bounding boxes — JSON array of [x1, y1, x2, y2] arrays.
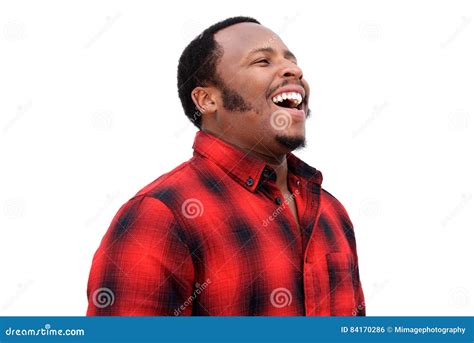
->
[[246, 177, 254, 187], [275, 197, 283, 205], [296, 179, 301, 186]]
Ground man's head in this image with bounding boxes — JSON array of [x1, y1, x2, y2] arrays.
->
[[177, 17, 311, 156]]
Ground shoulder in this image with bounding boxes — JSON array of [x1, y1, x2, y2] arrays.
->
[[321, 188, 354, 228], [120, 155, 218, 220]]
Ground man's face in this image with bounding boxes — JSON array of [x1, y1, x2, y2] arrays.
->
[[208, 22, 310, 155]]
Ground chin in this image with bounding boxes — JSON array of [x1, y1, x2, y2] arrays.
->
[[275, 134, 307, 151]]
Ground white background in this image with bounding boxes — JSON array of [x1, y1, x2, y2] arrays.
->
[[0, 0, 473, 316]]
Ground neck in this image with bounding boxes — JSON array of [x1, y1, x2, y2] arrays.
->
[[203, 129, 290, 189], [242, 147, 289, 189], [266, 158, 289, 189]]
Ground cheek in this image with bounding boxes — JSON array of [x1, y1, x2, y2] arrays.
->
[[241, 89, 267, 107], [238, 110, 269, 133], [256, 110, 277, 135], [238, 73, 271, 103]]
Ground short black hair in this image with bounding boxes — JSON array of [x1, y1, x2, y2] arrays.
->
[[177, 16, 261, 129]]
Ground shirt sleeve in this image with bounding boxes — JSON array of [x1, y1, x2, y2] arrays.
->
[[351, 229, 366, 316], [353, 266, 366, 316], [86, 195, 195, 316]]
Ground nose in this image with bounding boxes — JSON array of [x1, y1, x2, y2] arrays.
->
[[278, 60, 303, 80]]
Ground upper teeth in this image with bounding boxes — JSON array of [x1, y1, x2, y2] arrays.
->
[[272, 92, 303, 106]]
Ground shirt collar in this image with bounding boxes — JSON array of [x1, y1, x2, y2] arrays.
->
[[192, 131, 322, 192]]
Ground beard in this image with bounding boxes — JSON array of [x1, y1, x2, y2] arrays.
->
[[215, 78, 309, 151], [275, 135, 306, 151], [215, 78, 253, 112], [217, 77, 311, 119]]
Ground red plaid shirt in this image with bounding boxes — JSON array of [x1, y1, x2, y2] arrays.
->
[[87, 131, 365, 316]]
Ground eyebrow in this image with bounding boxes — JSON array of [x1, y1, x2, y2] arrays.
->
[[247, 47, 297, 62]]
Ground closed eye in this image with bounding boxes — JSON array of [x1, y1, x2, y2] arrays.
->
[[253, 58, 270, 65]]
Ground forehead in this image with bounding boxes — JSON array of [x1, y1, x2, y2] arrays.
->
[[214, 23, 289, 61]]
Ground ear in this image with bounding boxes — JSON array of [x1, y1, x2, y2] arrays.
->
[[191, 87, 218, 115]]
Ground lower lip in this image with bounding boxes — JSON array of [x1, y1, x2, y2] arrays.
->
[[272, 103, 306, 121]]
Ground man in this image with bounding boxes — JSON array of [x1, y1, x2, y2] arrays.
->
[[87, 16, 365, 316]]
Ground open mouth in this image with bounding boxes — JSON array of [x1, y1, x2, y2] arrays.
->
[[271, 91, 304, 110]]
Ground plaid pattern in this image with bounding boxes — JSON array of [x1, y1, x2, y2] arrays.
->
[[87, 131, 365, 316]]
